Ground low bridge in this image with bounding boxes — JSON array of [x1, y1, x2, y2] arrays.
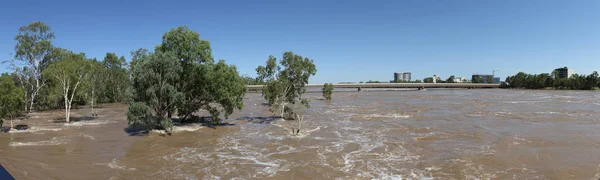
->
[[247, 83, 500, 92]]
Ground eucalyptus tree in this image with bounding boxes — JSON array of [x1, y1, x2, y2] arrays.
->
[[88, 60, 105, 116], [42, 53, 90, 123], [0, 73, 25, 129], [256, 52, 317, 119], [127, 51, 182, 131], [127, 26, 246, 132], [322, 83, 333, 100], [155, 26, 245, 123], [9, 21, 55, 113]]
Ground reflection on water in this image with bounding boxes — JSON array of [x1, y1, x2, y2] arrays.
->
[[2, 89, 600, 179]]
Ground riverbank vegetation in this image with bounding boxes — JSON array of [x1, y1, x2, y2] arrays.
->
[[0, 73, 25, 129], [2, 21, 317, 135], [1, 22, 255, 134], [504, 71, 600, 90], [3, 22, 132, 127]]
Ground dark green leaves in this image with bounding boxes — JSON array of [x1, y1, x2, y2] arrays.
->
[[14, 21, 55, 65], [0, 74, 25, 120], [127, 26, 247, 131], [322, 83, 333, 101], [256, 51, 317, 116]]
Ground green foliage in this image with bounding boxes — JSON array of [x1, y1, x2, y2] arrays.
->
[[14, 21, 55, 67], [446, 76, 455, 83], [12, 21, 56, 113], [153, 26, 245, 123], [0, 73, 25, 122], [157, 26, 213, 64], [99, 53, 129, 103], [256, 52, 317, 118], [129, 48, 149, 76], [127, 26, 246, 131], [366, 80, 388, 83], [42, 53, 90, 122], [505, 71, 600, 90], [242, 75, 264, 85], [423, 77, 434, 83], [200, 60, 246, 122], [322, 83, 333, 100], [128, 51, 182, 131]]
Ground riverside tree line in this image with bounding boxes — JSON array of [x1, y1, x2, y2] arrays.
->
[[1, 21, 320, 135], [503, 71, 600, 90]]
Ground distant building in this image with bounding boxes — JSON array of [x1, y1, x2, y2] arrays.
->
[[454, 77, 467, 83], [394, 72, 411, 82], [554, 67, 572, 79], [433, 75, 438, 83], [472, 74, 499, 84]]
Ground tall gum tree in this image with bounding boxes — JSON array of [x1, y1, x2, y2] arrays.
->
[[256, 52, 317, 119], [9, 21, 55, 113], [43, 53, 89, 123]]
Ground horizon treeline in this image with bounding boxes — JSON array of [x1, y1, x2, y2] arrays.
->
[[504, 71, 600, 90]]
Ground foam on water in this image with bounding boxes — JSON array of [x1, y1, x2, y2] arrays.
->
[[107, 158, 136, 171], [367, 113, 411, 118], [80, 133, 96, 140], [171, 124, 204, 132], [9, 136, 69, 146], [7, 126, 63, 133], [64, 120, 112, 126]]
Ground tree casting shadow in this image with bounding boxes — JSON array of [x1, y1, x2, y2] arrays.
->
[[51, 116, 98, 123], [236, 115, 281, 124], [124, 116, 236, 136]]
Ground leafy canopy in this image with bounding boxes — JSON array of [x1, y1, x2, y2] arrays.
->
[[127, 26, 246, 132], [322, 83, 333, 101], [128, 51, 182, 131], [0, 73, 25, 121], [256, 52, 317, 117]]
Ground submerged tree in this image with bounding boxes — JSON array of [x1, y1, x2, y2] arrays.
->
[[127, 51, 182, 132], [42, 53, 90, 123], [127, 26, 246, 132], [256, 52, 317, 120], [156, 26, 245, 123], [9, 21, 55, 113], [0, 73, 25, 129], [322, 83, 333, 100]]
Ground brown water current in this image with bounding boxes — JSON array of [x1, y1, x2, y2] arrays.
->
[[2, 89, 600, 179]]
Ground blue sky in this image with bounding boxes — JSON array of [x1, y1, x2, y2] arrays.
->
[[1, 0, 599, 83]]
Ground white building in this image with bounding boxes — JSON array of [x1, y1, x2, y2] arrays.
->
[[454, 77, 467, 83]]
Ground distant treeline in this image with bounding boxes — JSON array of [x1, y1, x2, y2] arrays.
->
[[504, 71, 600, 90]]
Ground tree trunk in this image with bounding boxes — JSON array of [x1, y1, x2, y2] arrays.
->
[[279, 102, 287, 118], [64, 94, 70, 123], [29, 92, 36, 113], [91, 88, 95, 116]]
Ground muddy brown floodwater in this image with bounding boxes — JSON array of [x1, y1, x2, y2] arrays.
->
[[2, 89, 600, 179]]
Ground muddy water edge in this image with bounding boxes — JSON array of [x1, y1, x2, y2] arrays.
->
[[1, 89, 600, 179]]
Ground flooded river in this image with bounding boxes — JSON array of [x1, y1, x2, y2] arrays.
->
[[1, 89, 600, 179]]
